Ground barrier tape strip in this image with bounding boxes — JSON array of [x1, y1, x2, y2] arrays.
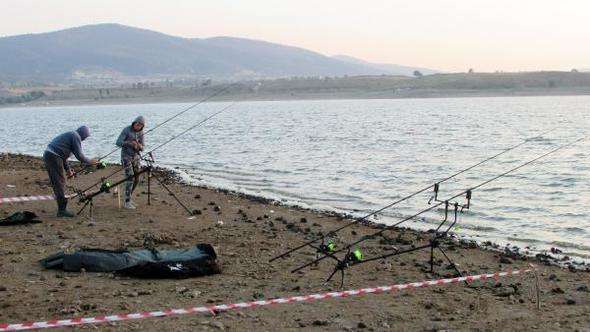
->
[[0, 195, 75, 205], [0, 269, 531, 331], [0, 195, 56, 204]]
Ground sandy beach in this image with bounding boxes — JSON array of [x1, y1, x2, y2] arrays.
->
[[0, 153, 589, 331]]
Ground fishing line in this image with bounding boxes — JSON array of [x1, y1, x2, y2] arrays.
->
[[147, 102, 235, 155], [269, 126, 559, 262], [290, 135, 586, 273], [97, 83, 239, 161], [74, 101, 236, 195], [70, 82, 239, 181]]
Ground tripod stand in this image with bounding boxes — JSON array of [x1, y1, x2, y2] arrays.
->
[[77, 153, 193, 218], [323, 196, 469, 288]]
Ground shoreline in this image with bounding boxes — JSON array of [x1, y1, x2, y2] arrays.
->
[[1, 153, 589, 330], [4, 151, 590, 269], [2, 88, 590, 109], [165, 161, 590, 270]]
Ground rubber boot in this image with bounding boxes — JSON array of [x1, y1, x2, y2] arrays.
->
[[56, 199, 75, 218]]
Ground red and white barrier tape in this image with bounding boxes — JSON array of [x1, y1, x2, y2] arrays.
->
[[0, 194, 75, 205], [0, 269, 530, 331], [0, 195, 56, 204]]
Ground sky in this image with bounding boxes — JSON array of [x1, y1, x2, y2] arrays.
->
[[1, 0, 589, 72]]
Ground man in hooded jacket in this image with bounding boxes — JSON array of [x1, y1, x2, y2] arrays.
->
[[116, 116, 145, 209], [43, 126, 98, 217]]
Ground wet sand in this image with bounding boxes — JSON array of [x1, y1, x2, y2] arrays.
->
[[0, 153, 588, 331]]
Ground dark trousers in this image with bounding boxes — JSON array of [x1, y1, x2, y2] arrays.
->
[[43, 151, 67, 211]]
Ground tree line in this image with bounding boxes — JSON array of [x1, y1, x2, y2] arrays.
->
[[0, 91, 45, 105]]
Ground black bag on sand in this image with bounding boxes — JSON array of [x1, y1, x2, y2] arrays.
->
[[0, 211, 41, 226], [40, 244, 221, 279]]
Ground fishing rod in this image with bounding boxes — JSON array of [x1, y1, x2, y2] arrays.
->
[[326, 201, 466, 288], [73, 99, 238, 195], [70, 82, 240, 179], [99, 83, 240, 161], [146, 102, 235, 155], [290, 135, 586, 274], [269, 127, 557, 263], [75, 102, 237, 215], [76, 153, 194, 217]]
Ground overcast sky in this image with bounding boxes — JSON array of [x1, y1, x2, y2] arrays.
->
[[2, 0, 589, 72]]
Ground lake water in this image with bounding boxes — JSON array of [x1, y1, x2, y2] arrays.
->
[[1, 96, 589, 262]]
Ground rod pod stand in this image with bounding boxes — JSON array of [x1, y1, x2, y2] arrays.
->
[[77, 166, 152, 218], [77, 154, 194, 218], [147, 167, 152, 206], [324, 235, 465, 289], [324, 202, 466, 288], [429, 183, 472, 212], [143, 152, 156, 206], [139, 152, 194, 216]]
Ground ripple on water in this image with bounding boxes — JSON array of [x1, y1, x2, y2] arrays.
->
[[564, 227, 587, 234]]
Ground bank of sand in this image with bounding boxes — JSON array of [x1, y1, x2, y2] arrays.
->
[[0, 153, 588, 331]]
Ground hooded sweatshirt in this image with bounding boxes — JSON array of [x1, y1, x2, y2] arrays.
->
[[45, 126, 92, 171], [116, 116, 145, 161]]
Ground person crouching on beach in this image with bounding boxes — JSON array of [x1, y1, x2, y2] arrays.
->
[[43, 126, 98, 218], [116, 116, 145, 210]]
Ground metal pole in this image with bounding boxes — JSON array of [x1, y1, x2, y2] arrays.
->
[[147, 167, 152, 206]]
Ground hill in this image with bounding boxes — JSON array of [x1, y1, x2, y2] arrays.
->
[[0, 24, 436, 83]]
